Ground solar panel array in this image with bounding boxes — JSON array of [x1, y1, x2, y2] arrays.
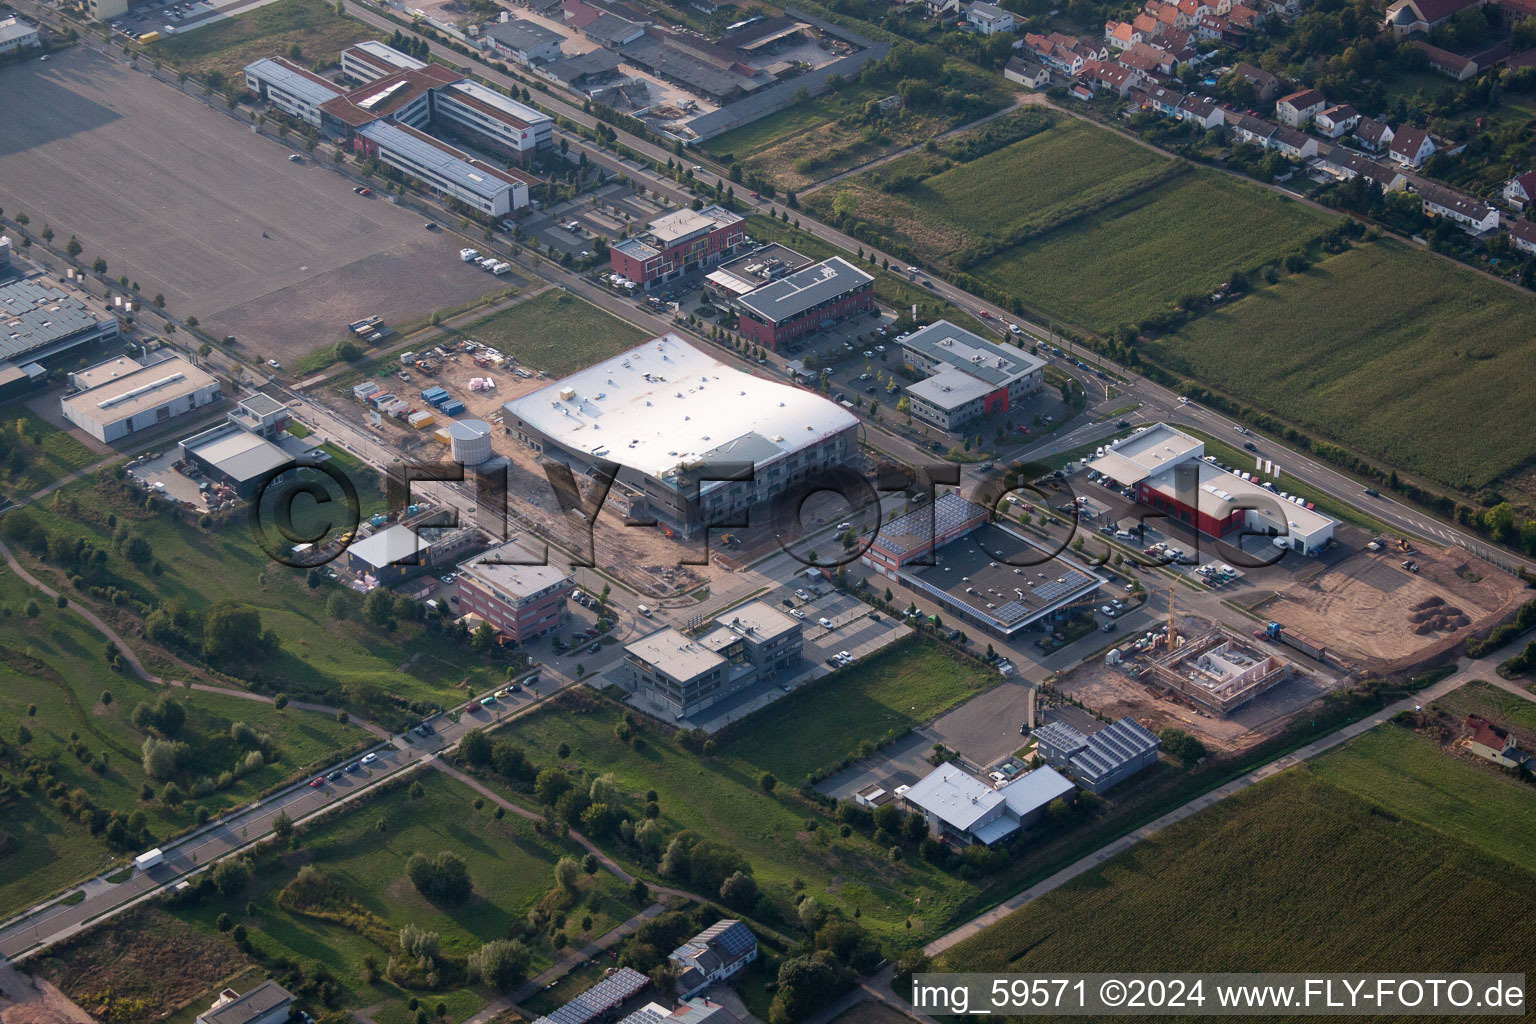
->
[[1032, 570, 1094, 604], [700, 920, 756, 959], [533, 967, 649, 1024], [879, 493, 988, 555]]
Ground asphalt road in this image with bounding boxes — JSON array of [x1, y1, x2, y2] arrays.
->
[[0, 681, 556, 963]]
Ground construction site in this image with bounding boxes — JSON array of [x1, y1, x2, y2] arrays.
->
[[1142, 627, 1291, 718]]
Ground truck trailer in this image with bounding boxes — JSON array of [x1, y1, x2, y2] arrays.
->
[[1258, 621, 1327, 661], [135, 848, 165, 872]]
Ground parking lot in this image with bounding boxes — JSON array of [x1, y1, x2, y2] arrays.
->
[[0, 48, 512, 367]]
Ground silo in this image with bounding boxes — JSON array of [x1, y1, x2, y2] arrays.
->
[[449, 418, 493, 466]]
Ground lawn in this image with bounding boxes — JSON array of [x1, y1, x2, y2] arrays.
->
[[720, 638, 1000, 783], [1143, 240, 1536, 490], [149, 0, 380, 81], [936, 769, 1536, 975], [972, 172, 1333, 332], [704, 80, 982, 193], [169, 772, 630, 1023], [1307, 721, 1536, 871], [481, 693, 978, 943], [13, 475, 510, 714], [458, 290, 648, 377], [0, 567, 366, 918], [1435, 679, 1536, 732], [1, 408, 102, 500]]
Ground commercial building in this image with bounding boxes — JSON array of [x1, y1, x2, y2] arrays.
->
[[897, 321, 1046, 431], [1088, 423, 1337, 554], [340, 40, 426, 82], [342, 519, 483, 585], [195, 982, 294, 1024], [531, 967, 650, 1024], [609, 206, 746, 290], [620, 600, 802, 717], [486, 16, 566, 64], [0, 16, 42, 54], [669, 920, 758, 999], [732, 257, 875, 350], [902, 762, 1075, 846], [176, 394, 297, 498], [60, 354, 221, 443], [86, 0, 127, 21], [703, 244, 812, 298], [1031, 716, 1160, 793], [242, 56, 346, 126], [454, 540, 575, 641], [860, 493, 1105, 637], [0, 275, 122, 375], [503, 335, 858, 536], [620, 1000, 740, 1024], [353, 120, 536, 217]]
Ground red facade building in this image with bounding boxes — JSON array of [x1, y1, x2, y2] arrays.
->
[[453, 551, 574, 642], [732, 257, 875, 349], [609, 205, 745, 288]]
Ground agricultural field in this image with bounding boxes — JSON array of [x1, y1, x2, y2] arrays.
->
[[479, 691, 979, 943], [721, 638, 999, 783], [458, 290, 648, 378], [1142, 240, 1536, 490], [1308, 720, 1536, 871], [9, 474, 511, 715], [807, 117, 1332, 333], [150, 0, 379, 81], [0, 568, 365, 918], [972, 172, 1332, 333], [937, 769, 1536, 975]]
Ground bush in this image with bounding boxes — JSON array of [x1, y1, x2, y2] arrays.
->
[[470, 938, 531, 990], [406, 850, 473, 904]]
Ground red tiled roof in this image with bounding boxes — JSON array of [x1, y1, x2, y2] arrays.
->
[[1466, 715, 1512, 752]]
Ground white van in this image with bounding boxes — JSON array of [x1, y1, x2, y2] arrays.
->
[[637, 604, 652, 617]]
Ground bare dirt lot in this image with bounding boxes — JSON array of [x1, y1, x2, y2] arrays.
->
[[0, 48, 507, 366], [1258, 543, 1521, 671]]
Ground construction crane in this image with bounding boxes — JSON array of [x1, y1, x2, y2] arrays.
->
[[1166, 584, 1178, 649]]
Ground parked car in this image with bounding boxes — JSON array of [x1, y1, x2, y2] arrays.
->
[[327, 769, 344, 781], [345, 762, 360, 773], [309, 777, 325, 788], [361, 752, 379, 765], [818, 617, 833, 628]]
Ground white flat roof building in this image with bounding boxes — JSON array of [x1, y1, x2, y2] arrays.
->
[[340, 40, 427, 82], [61, 355, 221, 443], [503, 335, 858, 534], [243, 56, 347, 126], [1090, 423, 1336, 554], [903, 762, 1075, 846]]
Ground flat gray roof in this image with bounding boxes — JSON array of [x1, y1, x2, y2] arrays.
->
[[198, 981, 293, 1024], [899, 320, 1044, 388], [735, 257, 871, 326], [357, 120, 521, 202], [0, 277, 117, 362], [186, 427, 292, 482], [244, 56, 347, 107], [458, 540, 573, 597], [62, 355, 217, 422], [626, 626, 724, 680]]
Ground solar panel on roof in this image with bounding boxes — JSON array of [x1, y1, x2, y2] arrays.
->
[[1032, 570, 1093, 603], [710, 921, 756, 958]]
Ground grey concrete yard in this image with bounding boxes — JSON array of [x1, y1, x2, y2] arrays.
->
[[0, 47, 509, 366]]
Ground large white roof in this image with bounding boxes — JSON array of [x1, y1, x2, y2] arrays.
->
[[503, 334, 856, 484]]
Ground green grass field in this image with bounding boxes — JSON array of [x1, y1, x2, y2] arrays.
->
[[721, 638, 999, 783], [458, 290, 648, 377], [0, 568, 365, 918], [482, 695, 977, 942], [937, 768, 1536, 975], [150, 0, 379, 80], [1, 409, 102, 500], [973, 172, 1332, 332], [169, 771, 633, 1024], [1143, 240, 1536, 490], [1307, 724, 1536, 871], [1435, 680, 1536, 731], [16, 476, 508, 712]]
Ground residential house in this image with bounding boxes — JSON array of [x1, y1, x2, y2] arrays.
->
[[1226, 2, 1264, 27], [1177, 91, 1226, 127], [1412, 39, 1480, 79], [1503, 170, 1536, 209], [1389, 125, 1435, 167], [1004, 56, 1051, 87], [1314, 103, 1360, 137], [1316, 146, 1407, 190], [1160, 25, 1196, 56], [1417, 181, 1500, 233], [1353, 116, 1394, 151], [1383, 0, 1485, 34], [1023, 32, 1092, 75], [922, 0, 962, 18], [669, 920, 758, 999], [902, 762, 1076, 845], [1147, 0, 1191, 28], [1275, 87, 1326, 126], [1105, 19, 1140, 48], [1133, 11, 1163, 37], [1081, 58, 1142, 96], [1123, 40, 1177, 76], [1141, 84, 1186, 116], [1195, 13, 1227, 38], [1230, 61, 1281, 99], [1464, 715, 1528, 768], [1270, 124, 1318, 158], [1511, 219, 1536, 254], [966, 1, 1015, 33], [1229, 112, 1277, 146], [1070, 81, 1095, 100]]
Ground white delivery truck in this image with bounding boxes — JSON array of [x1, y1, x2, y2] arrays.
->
[[135, 848, 164, 872]]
